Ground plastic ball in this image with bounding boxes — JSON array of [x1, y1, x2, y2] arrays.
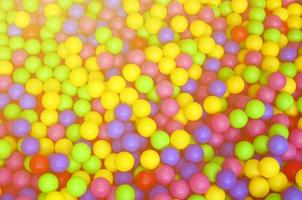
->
[[140, 150, 160, 170], [115, 184, 135, 200], [248, 177, 270, 198], [66, 176, 87, 197], [235, 141, 254, 160], [38, 173, 59, 193]]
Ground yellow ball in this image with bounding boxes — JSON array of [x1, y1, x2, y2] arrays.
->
[[248, 177, 270, 198], [174, 110, 188, 125], [184, 0, 201, 15], [44, 3, 61, 17], [258, 157, 280, 178], [245, 35, 263, 50], [273, 7, 288, 21], [115, 151, 134, 172], [198, 36, 215, 54], [42, 92, 60, 110], [126, 12, 143, 30], [25, 78, 43, 95], [268, 172, 288, 192], [144, 17, 162, 34], [203, 96, 222, 115], [88, 70, 104, 81], [57, 43, 69, 59], [163, 42, 180, 58], [123, 0, 140, 13], [84, 111, 103, 125], [100, 91, 119, 110], [80, 122, 99, 140], [266, 0, 282, 10], [107, 76, 126, 93], [282, 77, 296, 94], [55, 139, 73, 155], [140, 149, 160, 170], [170, 15, 188, 33], [227, 13, 243, 26], [287, 15, 302, 29], [0, 60, 13, 75], [61, 188, 76, 200], [287, 3, 302, 16], [14, 11, 30, 28], [150, 4, 167, 19], [190, 20, 206, 37], [226, 76, 245, 94], [104, 153, 117, 172], [261, 42, 279, 57], [188, 64, 202, 80], [122, 64, 141, 82], [69, 67, 88, 87], [177, 93, 193, 107], [73, 171, 90, 184], [205, 185, 225, 200], [44, 78, 61, 93], [31, 122, 47, 138], [65, 54, 82, 69], [145, 46, 163, 62], [244, 159, 260, 179], [93, 140, 112, 159], [132, 99, 151, 118], [45, 191, 64, 200], [158, 57, 176, 75], [137, 117, 156, 137], [209, 45, 224, 59], [170, 68, 189, 86], [85, 57, 99, 72], [40, 109, 58, 126], [65, 36, 83, 54], [171, 130, 190, 150], [94, 169, 113, 184], [295, 169, 302, 188], [120, 87, 138, 105], [39, 138, 54, 155], [261, 56, 280, 72], [86, 80, 105, 98], [231, 0, 248, 14], [104, 110, 114, 123], [183, 102, 203, 121]]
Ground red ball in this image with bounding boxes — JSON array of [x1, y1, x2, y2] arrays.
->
[[231, 26, 248, 42], [29, 155, 49, 174], [283, 161, 302, 182], [57, 172, 71, 189], [135, 171, 156, 191]]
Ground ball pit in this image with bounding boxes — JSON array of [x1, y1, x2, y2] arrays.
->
[[0, 0, 301, 199]]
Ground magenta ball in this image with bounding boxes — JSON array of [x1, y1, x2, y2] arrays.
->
[[189, 173, 210, 194], [0, 167, 12, 186], [169, 180, 190, 199], [90, 178, 111, 198], [12, 170, 31, 189], [155, 165, 175, 185], [160, 98, 179, 117], [210, 114, 229, 133]]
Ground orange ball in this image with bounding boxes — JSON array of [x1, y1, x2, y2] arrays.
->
[[231, 26, 248, 42], [30, 154, 49, 174]]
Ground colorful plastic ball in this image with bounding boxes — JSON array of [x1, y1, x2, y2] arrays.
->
[[160, 147, 180, 166], [169, 180, 190, 199], [49, 153, 69, 173], [151, 130, 170, 150], [269, 135, 288, 156], [38, 173, 59, 193], [115, 184, 135, 200], [235, 141, 254, 160], [107, 120, 125, 139], [275, 92, 294, 111], [90, 178, 111, 198], [283, 187, 302, 200], [229, 109, 248, 128], [140, 149, 160, 170], [121, 133, 140, 152], [29, 155, 49, 174], [71, 143, 91, 163], [21, 137, 40, 156], [115, 151, 134, 172], [268, 172, 288, 192], [248, 177, 270, 198], [0, 139, 12, 159], [66, 176, 87, 197], [205, 185, 225, 200], [135, 170, 156, 191], [229, 180, 248, 199], [184, 144, 203, 163], [258, 157, 280, 178], [245, 99, 265, 119], [189, 173, 210, 194], [216, 169, 237, 190]]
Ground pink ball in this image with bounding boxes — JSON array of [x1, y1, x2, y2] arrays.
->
[[160, 99, 179, 117], [100, 8, 115, 20], [156, 80, 173, 98], [295, 73, 302, 89], [12, 170, 30, 189], [176, 54, 192, 69], [271, 114, 290, 126], [198, 7, 215, 23], [167, 2, 183, 17], [154, 113, 169, 129], [16, 196, 32, 200], [221, 54, 237, 68], [79, 16, 96, 34], [265, 15, 283, 29], [110, 16, 125, 30], [257, 86, 275, 103], [92, 99, 105, 113], [153, 193, 172, 200], [155, 165, 175, 185], [99, 124, 110, 139], [120, 27, 136, 40], [0, 75, 12, 91], [222, 157, 243, 176], [189, 173, 210, 194], [268, 72, 286, 90], [126, 50, 145, 65], [114, 55, 125, 67], [210, 114, 229, 133], [245, 119, 266, 137], [12, 50, 27, 67], [245, 51, 263, 65], [0, 167, 12, 186], [212, 18, 227, 31], [80, 44, 94, 60], [6, 152, 24, 171], [48, 124, 65, 141], [55, 32, 67, 43], [106, 186, 116, 200], [209, 132, 224, 147], [97, 52, 114, 69], [0, 123, 6, 137], [289, 129, 302, 149], [169, 180, 190, 199], [224, 128, 242, 142], [165, 120, 183, 134], [281, 143, 297, 161], [141, 61, 158, 78], [90, 178, 111, 198]]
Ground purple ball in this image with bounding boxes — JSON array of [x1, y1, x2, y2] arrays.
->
[[279, 47, 297, 62], [80, 189, 97, 200], [63, 19, 78, 34], [121, 133, 140, 152], [216, 169, 237, 190], [0, 93, 10, 109], [204, 58, 221, 72], [8, 84, 24, 100], [181, 79, 197, 93], [213, 31, 227, 45], [133, 185, 145, 200], [21, 137, 40, 156], [229, 180, 248, 199], [209, 80, 226, 97], [224, 40, 240, 54], [283, 187, 302, 200], [8, 25, 22, 36], [184, 144, 203, 163], [220, 142, 234, 157], [105, 68, 120, 79], [179, 162, 199, 180], [262, 103, 273, 120], [69, 4, 84, 19], [114, 104, 132, 121], [1, 193, 15, 200], [150, 101, 158, 116], [89, 34, 99, 47], [158, 27, 175, 43], [112, 139, 122, 152], [107, 120, 125, 139], [269, 135, 288, 156], [49, 153, 69, 173], [160, 147, 180, 166], [59, 110, 76, 127], [19, 94, 36, 109], [105, 0, 121, 9], [139, 136, 148, 150], [12, 119, 31, 137], [193, 125, 212, 143], [115, 172, 133, 185], [149, 186, 168, 199], [19, 188, 37, 199], [124, 122, 134, 132]]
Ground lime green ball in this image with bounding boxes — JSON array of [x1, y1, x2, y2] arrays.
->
[[44, 53, 61, 68], [46, 16, 62, 33], [42, 39, 57, 53], [265, 193, 281, 200], [0, 139, 12, 159], [193, 52, 205, 65], [245, 99, 265, 119], [3, 103, 21, 120], [71, 143, 91, 163], [73, 99, 91, 117], [40, 27, 54, 40], [188, 194, 205, 200], [66, 176, 87, 197], [235, 141, 254, 161], [116, 184, 135, 200], [38, 173, 59, 193], [83, 155, 101, 174], [297, 97, 302, 113], [95, 27, 112, 43], [279, 63, 297, 78], [67, 158, 81, 173], [211, 6, 220, 17], [36, 66, 53, 81], [275, 92, 294, 111], [148, 35, 160, 46], [0, 0, 15, 11], [263, 28, 281, 42], [61, 80, 78, 96], [87, 0, 102, 16], [287, 29, 302, 42], [151, 130, 170, 150], [135, 75, 154, 93], [66, 124, 81, 142], [250, 0, 266, 8], [221, 98, 228, 112], [202, 162, 221, 182], [219, 1, 232, 16], [9, 36, 24, 50], [249, 8, 266, 21], [24, 39, 41, 55], [218, 67, 234, 81], [23, 0, 39, 12], [247, 20, 264, 35], [25, 56, 41, 73], [212, 156, 225, 165], [181, 39, 197, 55], [253, 135, 269, 155], [201, 144, 214, 162], [147, 88, 159, 102], [0, 34, 8, 46], [259, 71, 269, 85], [13, 68, 30, 84], [57, 0, 73, 9], [77, 86, 91, 100], [54, 65, 70, 82], [269, 123, 289, 138], [242, 65, 260, 83], [0, 46, 11, 59], [58, 94, 73, 111], [20, 110, 38, 123], [106, 37, 123, 54], [155, 0, 170, 5], [229, 109, 248, 128]]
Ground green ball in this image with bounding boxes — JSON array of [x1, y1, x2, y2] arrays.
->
[[61, 80, 78, 96], [87, 0, 102, 16], [193, 52, 205, 65], [181, 39, 197, 55], [151, 130, 170, 150], [57, 0, 73, 10], [263, 28, 281, 42], [201, 144, 214, 162], [148, 35, 160, 46], [83, 155, 101, 174], [265, 193, 282, 200], [245, 99, 265, 119], [249, 8, 266, 21], [235, 141, 254, 161], [73, 99, 91, 117], [250, 0, 266, 8], [23, 0, 39, 12], [279, 62, 297, 78], [275, 92, 294, 111], [71, 143, 91, 163], [253, 135, 269, 155], [40, 27, 54, 40], [219, 1, 232, 16], [67, 158, 81, 173], [13, 68, 30, 84], [0, 139, 12, 159], [20, 110, 38, 123], [287, 29, 302, 42], [147, 88, 159, 102], [77, 86, 91, 100], [25, 56, 41, 73], [58, 94, 73, 111], [66, 176, 87, 197], [115, 184, 135, 200], [3, 103, 21, 120], [0, 46, 11, 59], [54, 65, 70, 82], [188, 194, 206, 200], [106, 37, 123, 54], [66, 124, 81, 142], [0, 0, 15, 11], [259, 71, 269, 85], [135, 75, 154, 93], [202, 162, 221, 182], [242, 65, 260, 83], [229, 109, 248, 128], [9, 36, 24, 50], [95, 27, 112, 44], [38, 173, 59, 193], [173, 86, 180, 98], [247, 20, 264, 35], [46, 16, 62, 33], [44, 53, 61, 68], [212, 156, 225, 165], [36, 66, 53, 81], [25, 39, 41, 55], [218, 67, 234, 81], [269, 123, 289, 138], [297, 97, 302, 113], [42, 39, 57, 53]]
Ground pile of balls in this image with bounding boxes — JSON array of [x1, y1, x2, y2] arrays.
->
[[0, 0, 302, 199]]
